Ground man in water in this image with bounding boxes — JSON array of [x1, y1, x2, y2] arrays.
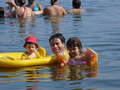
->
[[43, 0, 66, 17]]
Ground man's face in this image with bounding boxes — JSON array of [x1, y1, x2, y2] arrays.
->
[[50, 38, 64, 54]]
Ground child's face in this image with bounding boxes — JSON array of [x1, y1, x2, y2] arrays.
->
[[50, 38, 64, 54], [25, 44, 36, 54], [67, 47, 80, 58]]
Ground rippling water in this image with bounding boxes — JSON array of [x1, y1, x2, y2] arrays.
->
[[0, 0, 120, 90]]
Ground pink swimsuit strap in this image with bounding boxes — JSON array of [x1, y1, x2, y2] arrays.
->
[[21, 6, 26, 18]]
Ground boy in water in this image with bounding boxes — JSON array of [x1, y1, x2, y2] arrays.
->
[[68, 0, 85, 14], [21, 36, 46, 59], [49, 33, 69, 65], [66, 37, 97, 65]]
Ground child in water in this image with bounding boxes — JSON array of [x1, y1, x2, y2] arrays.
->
[[66, 37, 97, 65], [21, 36, 46, 59]]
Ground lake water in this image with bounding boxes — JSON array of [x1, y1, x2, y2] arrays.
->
[[0, 0, 120, 90]]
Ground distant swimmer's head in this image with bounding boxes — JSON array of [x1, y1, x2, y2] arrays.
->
[[51, 0, 58, 5], [0, 7, 4, 18], [19, 0, 26, 7], [28, 0, 34, 5], [72, 0, 81, 9], [33, 6, 39, 11], [15, 0, 20, 6]]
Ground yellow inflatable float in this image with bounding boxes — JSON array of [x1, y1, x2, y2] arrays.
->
[[0, 47, 58, 68], [0, 52, 57, 68], [0, 47, 97, 68]]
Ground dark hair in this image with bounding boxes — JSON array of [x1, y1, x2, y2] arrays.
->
[[67, 37, 82, 50], [0, 7, 4, 18], [51, 0, 57, 5], [72, 0, 81, 9], [28, 0, 34, 5], [18, 0, 26, 7], [15, 0, 19, 6], [49, 33, 65, 44]]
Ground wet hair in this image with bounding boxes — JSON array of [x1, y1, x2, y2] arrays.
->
[[0, 7, 4, 18], [18, 0, 26, 7], [49, 33, 65, 44], [15, 0, 19, 6], [66, 37, 82, 50], [51, 0, 57, 5], [72, 0, 81, 9], [28, 0, 34, 5]]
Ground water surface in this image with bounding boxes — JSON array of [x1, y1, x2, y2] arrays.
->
[[0, 0, 120, 89]]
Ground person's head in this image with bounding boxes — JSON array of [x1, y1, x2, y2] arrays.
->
[[28, 0, 34, 5], [0, 7, 4, 18], [18, 0, 26, 7], [66, 37, 82, 58], [24, 36, 38, 54], [14, 0, 20, 6], [49, 33, 65, 54], [51, 0, 58, 5], [72, 0, 81, 9]]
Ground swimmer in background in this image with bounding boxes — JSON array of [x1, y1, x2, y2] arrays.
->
[[68, 0, 85, 14], [0, 7, 6, 18], [43, 0, 66, 17], [5, 0, 20, 17], [6, 0, 34, 18], [27, 0, 43, 15], [66, 37, 97, 65]]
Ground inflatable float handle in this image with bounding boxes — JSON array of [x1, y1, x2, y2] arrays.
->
[[85, 48, 98, 64], [37, 47, 46, 57], [57, 54, 66, 65]]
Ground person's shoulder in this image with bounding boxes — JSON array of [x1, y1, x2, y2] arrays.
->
[[43, 6, 53, 13], [43, 6, 52, 12], [26, 7, 32, 11], [59, 6, 65, 10], [79, 9, 86, 13], [68, 9, 86, 14], [26, 7, 34, 14], [44, 5, 52, 9]]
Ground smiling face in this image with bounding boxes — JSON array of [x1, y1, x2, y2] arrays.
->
[[50, 38, 65, 54], [67, 46, 80, 58], [25, 43, 36, 54]]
